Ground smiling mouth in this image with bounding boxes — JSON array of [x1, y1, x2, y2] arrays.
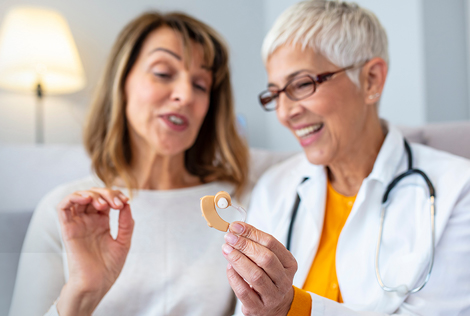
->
[[295, 123, 323, 138], [168, 114, 184, 126]]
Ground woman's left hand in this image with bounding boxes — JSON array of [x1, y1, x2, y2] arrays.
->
[[222, 222, 298, 316]]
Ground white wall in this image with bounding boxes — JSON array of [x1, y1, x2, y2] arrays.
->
[[424, 0, 469, 122], [467, 0, 470, 117], [0, 0, 268, 146], [357, 0, 426, 127], [262, 0, 303, 152], [0, 0, 469, 151]]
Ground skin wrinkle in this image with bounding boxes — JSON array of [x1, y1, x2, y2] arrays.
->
[[266, 43, 387, 196]]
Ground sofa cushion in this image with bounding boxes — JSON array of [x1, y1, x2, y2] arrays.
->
[[0, 145, 91, 213], [0, 210, 34, 316], [421, 121, 470, 159]]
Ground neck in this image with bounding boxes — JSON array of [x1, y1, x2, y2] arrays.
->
[[132, 153, 201, 190], [119, 135, 201, 191], [327, 118, 385, 197]]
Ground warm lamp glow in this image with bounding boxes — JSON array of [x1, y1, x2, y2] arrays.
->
[[0, 6, 86, 94]]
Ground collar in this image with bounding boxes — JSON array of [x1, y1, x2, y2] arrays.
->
[[367, 121, 406, 185]]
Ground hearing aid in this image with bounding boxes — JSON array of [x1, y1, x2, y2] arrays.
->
[[200, 191, 247, 232]]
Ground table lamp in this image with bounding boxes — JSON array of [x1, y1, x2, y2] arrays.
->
[[0, 6, 86, 143]]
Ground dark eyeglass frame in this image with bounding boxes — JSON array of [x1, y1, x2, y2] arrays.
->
[[258, 63, 363, 111]]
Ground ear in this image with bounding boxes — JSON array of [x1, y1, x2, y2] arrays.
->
[[361, 57, 388, 105]]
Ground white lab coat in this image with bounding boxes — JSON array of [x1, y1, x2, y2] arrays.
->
[[235, 125, 470, 316]]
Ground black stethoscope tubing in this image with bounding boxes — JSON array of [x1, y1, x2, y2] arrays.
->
[[286, 139, 435, 251], [285, 139, 437, 295]]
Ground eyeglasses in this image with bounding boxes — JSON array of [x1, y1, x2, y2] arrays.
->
[[258, 63, 362, 111]]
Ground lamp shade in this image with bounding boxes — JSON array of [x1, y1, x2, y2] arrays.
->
[[0, 6, 86, 94]]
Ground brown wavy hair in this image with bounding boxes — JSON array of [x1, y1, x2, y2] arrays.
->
[[83, 11, 248, 197]]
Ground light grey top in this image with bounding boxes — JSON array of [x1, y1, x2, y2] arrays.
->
[[9, 176, 243, 316]]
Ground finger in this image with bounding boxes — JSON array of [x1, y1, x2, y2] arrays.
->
[[84, 203, 110, 215], [77, 191, 110, 211], [225, 232, 292, 288], [74, 203, 89, 216], [57, 193, 92, 211], [118, 193, 130, 203], [116, 204, 134, 246], [89, 188, 128, 210], [226, 263, 263, 311], [222, 243, 277, 296], [91, 195, 109, 211], [58, 193, 92, 220], [58, 204, 73, 224], [229, 222, 297, 271]]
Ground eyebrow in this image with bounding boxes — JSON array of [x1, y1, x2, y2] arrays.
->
[[148, 47, 182, 60], [268, 69, 311, 88], [148, 47, 212, 71]]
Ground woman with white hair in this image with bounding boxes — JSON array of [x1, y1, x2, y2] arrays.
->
[[221, 1, 470, 315]]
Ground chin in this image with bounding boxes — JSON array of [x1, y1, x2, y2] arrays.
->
[[159, 145, 190, 157], [149, 139, 190, 156], [303, 147, 331, 166]]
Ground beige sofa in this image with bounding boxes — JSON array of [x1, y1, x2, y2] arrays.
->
[[1, 121, 469, 315]]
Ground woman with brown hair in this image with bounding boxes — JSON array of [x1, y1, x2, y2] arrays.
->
[[9, 11, 248, 316]]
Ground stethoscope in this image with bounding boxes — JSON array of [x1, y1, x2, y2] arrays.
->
[[286, 139, 436, 296]]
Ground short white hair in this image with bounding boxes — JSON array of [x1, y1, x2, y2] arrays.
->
[[262, 0, 389, 87]]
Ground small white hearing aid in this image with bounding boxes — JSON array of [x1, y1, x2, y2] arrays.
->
[[200, 191, 247, 232]]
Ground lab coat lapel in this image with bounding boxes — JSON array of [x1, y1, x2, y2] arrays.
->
[[336, 124, 416, 311], [291, 167, 327, 288]]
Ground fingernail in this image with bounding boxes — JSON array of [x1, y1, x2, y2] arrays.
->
[[224, 232, 238, 245], [98, 198, 106, 205], [222, 244, 233, 254], [231, 223, 244, 234], [114, 197, 123, 207]]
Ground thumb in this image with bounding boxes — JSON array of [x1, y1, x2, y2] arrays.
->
[[116, 204, 134, 246]]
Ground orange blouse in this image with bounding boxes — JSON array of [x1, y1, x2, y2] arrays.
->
[[287, 180, 356, 315]]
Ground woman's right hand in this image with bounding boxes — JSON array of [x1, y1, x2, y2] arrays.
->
[[55, 188, 135, 316]]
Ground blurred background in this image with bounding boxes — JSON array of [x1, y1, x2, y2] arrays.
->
[[1, 2, 470, 314], [0, 0, 469, 151]]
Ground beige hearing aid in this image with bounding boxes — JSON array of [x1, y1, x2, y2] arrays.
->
[[200, 191, 246, 232]]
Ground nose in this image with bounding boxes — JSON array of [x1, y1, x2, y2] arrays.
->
[[277, 92, 302, 121], [170, 75, 194, 106]]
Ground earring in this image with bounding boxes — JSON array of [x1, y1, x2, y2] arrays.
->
[[368, 93, 380, 100]]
